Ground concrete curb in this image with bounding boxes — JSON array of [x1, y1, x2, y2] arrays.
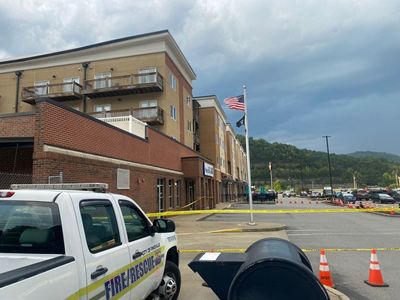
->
[[195, 203, 233, 221], [324, 286, 351, 300], [206, 225, 288, 233]]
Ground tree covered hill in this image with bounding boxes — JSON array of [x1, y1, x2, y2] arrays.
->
[[237, 136, 400, 188], [348, 151, 400, 163]]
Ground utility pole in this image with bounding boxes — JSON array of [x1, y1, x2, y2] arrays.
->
[[323, 136, 334, 201]]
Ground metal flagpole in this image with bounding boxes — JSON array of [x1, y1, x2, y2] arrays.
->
[[269, 162, 273, 190], [243, 85, 255, 224]]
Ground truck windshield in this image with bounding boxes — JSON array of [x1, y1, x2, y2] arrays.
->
[[0, 201, 64, 254]]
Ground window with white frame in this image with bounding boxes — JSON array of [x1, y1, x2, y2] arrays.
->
[[94, 73, 111, 89], [176, 180, 181, 207], [139, 67, 157, 84], [139, 100, 158, 108], [63, 77, 80, 93], [170, 105, 177, 120], [186, 96, 191, 106], [34, 80, 50, 96], [94, 104, 111, 112], [187, 120, 192, 131], [169, 73, 176, 90]]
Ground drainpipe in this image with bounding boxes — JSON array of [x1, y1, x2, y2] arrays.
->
[[82, 62, 90, 113], [15, 71, 22, 113]]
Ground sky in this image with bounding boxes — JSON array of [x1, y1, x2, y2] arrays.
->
[[0, 0, 399, 155]]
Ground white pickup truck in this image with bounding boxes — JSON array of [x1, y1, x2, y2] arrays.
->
[[0, 185, 180, 300]]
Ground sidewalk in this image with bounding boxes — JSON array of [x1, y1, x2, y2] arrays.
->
[[173, 202, 349, 300]]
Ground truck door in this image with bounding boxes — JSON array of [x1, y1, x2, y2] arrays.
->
[[72, 195, 131, 300], [116, 198, 164, 300]]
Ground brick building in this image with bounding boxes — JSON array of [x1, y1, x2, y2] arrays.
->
[[0, 99, 216, 212], [194, 95, 248, 202], [0, 30, 247, 212]]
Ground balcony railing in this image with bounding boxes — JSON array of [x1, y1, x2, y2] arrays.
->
[[89, 106, 164, 125], [21, 82, 82, 104], [83, 72, 163, 98]]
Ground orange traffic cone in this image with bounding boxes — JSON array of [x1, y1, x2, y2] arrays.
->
[[390, 206, 395, 215], [319, 249, 334, 287], [364, 249, 388, 287]]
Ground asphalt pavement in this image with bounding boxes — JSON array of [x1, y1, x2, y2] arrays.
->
[[204, 197, 400, 300]]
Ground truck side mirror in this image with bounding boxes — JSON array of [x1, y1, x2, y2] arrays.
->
[[152, 219, 176, 233]]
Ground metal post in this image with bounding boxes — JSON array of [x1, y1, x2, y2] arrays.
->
[[323, 136, 334, 201], [243, 85, 255, 224], [269, 162, 273, 190]]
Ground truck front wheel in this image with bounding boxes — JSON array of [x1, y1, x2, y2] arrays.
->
[[158, 261, 181, 300]]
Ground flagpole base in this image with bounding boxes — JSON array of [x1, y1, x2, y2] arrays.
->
[[247, 222, 257, 226]]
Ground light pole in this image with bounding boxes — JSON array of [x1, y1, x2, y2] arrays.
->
[[323, 136, 334, 201]]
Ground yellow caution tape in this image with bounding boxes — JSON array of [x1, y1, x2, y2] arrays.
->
[[179, 247, 400, 254], [146, 207, 400, 218]]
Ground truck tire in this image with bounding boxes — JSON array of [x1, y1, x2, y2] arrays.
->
[[158, 261, 181, 300]]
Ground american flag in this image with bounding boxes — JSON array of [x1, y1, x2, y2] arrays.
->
[[223, 95, 245, 111]]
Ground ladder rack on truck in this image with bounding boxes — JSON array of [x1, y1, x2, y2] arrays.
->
[[10, 183, 108, 192]]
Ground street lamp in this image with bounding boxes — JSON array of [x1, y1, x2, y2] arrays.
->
[[323, 136, 334, 201]]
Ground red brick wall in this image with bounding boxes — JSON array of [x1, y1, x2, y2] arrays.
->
[[36, 101, 199, 171], [0, 113, 35, 137], [33, 151, 186, 212]]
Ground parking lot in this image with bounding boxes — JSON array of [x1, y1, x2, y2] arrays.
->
[[174, 197, 400, 300]]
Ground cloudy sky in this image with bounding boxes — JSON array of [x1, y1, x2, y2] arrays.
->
[[1, 0, 399, 154]]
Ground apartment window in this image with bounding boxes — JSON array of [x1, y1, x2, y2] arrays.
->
[[139, 100, 158, 108], [168, 179, 174, 208], [176, 180, 181, 207], [94, 73, 111, 89], [187, 120, 192, 131], [63, 77, 80, 93], [94, 104, 111, 112], [139, 67, 157, 84], [34, 80, 50, 96], [170, 105, 177, 120], [169, 73, 177, 90], [157, 178, 164, 212], [186, 96, 191, 106]]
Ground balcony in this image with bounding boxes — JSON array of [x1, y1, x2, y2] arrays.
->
[[83, 72, 163, 99], [21, 82, 82, 104], [89, 106, 164, 126]]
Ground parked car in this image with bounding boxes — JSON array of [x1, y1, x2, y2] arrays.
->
[[311, 191, 321, 198], [0, 184, 181, 300], [283, 191, 291, 198], [352, 189, 370, 201], [370, 193, 396, 204], [388, 190, 400, 202], [322, 186, 333, 197], [257, 190, 277, 202], [342, 193, 356, 203]]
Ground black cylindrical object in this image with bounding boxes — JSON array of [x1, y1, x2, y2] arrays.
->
[[228, 238, 329, 300], [189, 238, 330, 300]]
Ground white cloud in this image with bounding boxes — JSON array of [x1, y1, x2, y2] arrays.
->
[[0, 0, 399, 153]]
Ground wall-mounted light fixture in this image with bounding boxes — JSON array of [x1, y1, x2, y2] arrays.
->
[[52, 75, 56, 79], [110, 67, 114, 72]]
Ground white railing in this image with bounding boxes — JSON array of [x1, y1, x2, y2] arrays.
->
[[97, 115, 147, 139]]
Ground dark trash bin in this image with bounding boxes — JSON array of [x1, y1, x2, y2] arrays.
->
[[189, 238, 330, 300]]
